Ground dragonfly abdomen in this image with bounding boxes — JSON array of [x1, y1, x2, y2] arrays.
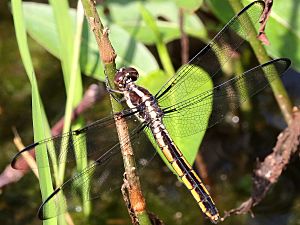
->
[[151, 127, 220, 223]]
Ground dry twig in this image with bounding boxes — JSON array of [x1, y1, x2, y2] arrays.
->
[[258, 0, 273, 45], [222, 107, 300, 220]]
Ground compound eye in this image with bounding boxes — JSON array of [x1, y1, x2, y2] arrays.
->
[[114, 68, 126, 87], [125, 67, 139, 81]]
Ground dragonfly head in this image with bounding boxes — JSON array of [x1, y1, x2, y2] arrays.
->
[[114, 67, 139, 90]]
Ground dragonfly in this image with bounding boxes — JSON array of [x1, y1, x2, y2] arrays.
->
[[11, 0, 291, 223]]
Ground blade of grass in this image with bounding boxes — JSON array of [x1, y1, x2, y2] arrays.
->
[[49, 0, 89, 220], [11, 0, 57, 224], [48, 0, 80, 91], [68, 1, 91, 217], [47, 0, 84, 184], [31, 74, 59, 225]]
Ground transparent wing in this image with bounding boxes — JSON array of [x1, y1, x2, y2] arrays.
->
[[162, 58, 291, 137], [11, 109, 139, 170], [37, 124, 154, 220], [156, 1, 265, 108]]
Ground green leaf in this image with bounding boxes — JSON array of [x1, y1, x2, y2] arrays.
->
[[166, 65, 213, 165], [175, 0, 203, 11], [48, 0, 80, 93], [138, 69, 169, 94], [31, 73, 58, 224], [100, 0, 207, 44], [11, 0, 57, 223], [208, 0, 300, 71], [22, 2, 159, 80]]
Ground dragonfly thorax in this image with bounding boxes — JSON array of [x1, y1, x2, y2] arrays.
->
[[124, 85, 164, 125], [115, 67, 164, 124]]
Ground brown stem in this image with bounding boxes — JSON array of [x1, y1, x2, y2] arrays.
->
[[257, 0, 273, 45], [81, 1, 151, 224]]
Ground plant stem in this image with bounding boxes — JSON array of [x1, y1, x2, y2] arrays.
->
[[233, 57, 253, 113], [81, 1, 151, 224], [228, 0, 293, 125], [179, 8, 189, 65], [139, 4, 175, 77]]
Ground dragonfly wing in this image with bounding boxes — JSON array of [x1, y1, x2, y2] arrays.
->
[[162, 58, 291, 137], [156, 1, 265, 107], [38, 142, 123, 220], [11, 108, 139, 170], [37, 123, 154, 220]]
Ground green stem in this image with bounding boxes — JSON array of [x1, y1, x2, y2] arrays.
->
[[57, 3, 83, 183], [228, 0, 293, 125], [139, 4, 175, 76], [157, 41, 175, 76], [81, 1, 151, 224], [233, 57, 253, 124]]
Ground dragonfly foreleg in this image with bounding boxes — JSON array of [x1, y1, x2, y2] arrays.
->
[[105, 76, 126, 103]]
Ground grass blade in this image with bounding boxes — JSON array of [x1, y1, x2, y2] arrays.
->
[[11, 0, 57, 224]]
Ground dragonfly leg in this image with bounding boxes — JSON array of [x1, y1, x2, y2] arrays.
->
[[105, 76, 126, 103], [107, 87, 126, 103]]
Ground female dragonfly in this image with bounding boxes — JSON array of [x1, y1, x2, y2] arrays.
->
[[12, 1, 291, 223]]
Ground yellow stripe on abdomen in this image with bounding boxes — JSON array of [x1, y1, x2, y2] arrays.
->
[[154, 130, 220, 223]]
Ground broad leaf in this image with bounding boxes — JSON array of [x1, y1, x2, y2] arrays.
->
[[175, 0, 203, 11], [22, 2, 159, 80], [99, 0, 207, 44]]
